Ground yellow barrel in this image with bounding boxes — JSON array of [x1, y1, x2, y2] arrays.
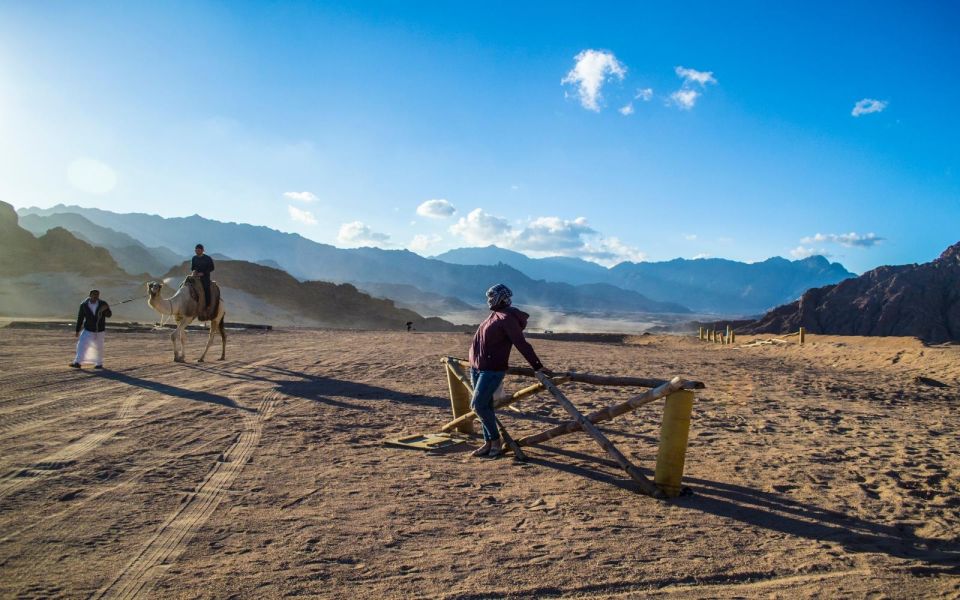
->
[[444, 363, 474, 434], [654, 390, 695, 497]]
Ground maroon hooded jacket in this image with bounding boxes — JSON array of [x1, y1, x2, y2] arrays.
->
[[469, 307, 544, 371]]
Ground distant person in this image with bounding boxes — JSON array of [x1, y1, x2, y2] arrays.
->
[[468, 283, 550, 458], [190, 243, 215, 312], [406, 321, 413, 332], [71, 289, 111, 369]]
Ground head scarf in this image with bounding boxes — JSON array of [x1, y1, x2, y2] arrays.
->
[[486, 283, 513, 310]]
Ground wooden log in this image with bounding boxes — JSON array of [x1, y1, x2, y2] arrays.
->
[[439, 380, 564, 433], [444, 362, 474, 434], [446, 361, 704, 390], [495, 416, 526, 461], [799, 327, 805, 345], [517, 376, 688, 447], [654, 390, 695, 497], [535, 372, 660, 497]]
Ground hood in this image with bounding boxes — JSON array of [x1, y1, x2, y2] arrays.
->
[[496, 306, 530, 330]]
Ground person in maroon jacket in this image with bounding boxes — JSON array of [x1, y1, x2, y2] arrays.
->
[[468, 284, 550, 458]]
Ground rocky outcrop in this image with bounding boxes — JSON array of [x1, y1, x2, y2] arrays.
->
[[0, 201, 125, 277], [744, 242, 960, 343]]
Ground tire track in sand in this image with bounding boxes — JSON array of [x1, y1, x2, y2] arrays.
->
[[0, 395, 145, 500], [93, 391, 279, 600]]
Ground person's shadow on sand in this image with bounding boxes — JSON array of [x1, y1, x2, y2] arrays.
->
[[92, 369, 251, 411], [528, 444, 960, 572], [181, 363, 447, 411]]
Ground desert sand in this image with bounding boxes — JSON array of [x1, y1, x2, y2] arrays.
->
[[0, 326, 958, 599]]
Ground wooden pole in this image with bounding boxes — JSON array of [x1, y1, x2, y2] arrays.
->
[[444, 361, 474, 434], [441, 359, 704, 390], [535, 372, 660, 497], [495, 416, 526, 461], [517, 376, 689, 447], [698, 326, 704, 340], [654, 390, 695, 497], [439, 379, 568, 433], [799, 327, 805, 345]]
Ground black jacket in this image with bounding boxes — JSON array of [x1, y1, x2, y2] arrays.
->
[[76, 300, 111, 333], [191, 254, 215, 280]]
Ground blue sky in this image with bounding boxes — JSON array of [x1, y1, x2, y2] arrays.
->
[[1, 1, 957, 273]]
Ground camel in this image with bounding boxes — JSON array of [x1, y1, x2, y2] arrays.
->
[[147, 277, 226, 363]]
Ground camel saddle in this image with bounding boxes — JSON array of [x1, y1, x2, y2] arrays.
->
[[186, 277, 221, 321]]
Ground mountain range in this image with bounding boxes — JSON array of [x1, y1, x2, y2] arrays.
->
[[0, 201, 459, 331], [17, 205, 689, 314], [435, 245, 855, 314], [17, 204, 857, 316]]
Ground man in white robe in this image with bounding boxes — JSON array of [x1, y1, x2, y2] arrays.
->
[[72, 290, 112, 369]]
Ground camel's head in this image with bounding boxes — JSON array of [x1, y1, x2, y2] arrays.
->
[[147, 281, 163, 296]]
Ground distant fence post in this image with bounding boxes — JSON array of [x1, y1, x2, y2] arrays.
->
[[799, 327, 805, 345]]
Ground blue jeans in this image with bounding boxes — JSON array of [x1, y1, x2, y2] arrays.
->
[[471, 368, 506, 443]]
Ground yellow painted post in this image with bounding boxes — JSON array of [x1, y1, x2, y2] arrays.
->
[[713, 329, 718, 344], [730, 331, 736, 344], [444, 363, 474, 434], [654, 390, 695, 497], [799, 327, 805, 345], [698, 327, 704, 341]]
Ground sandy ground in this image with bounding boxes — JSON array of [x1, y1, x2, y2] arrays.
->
[[0, 326, 958, 599]]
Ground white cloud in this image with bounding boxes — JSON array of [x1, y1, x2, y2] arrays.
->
[[284, 191, 318, 203], [619, 103, 634, 116], [670, 89, 700, 110], [409, 234, 442, 253], [789, 245, 817, 259], [636, 88, 653, 101], [561, 49, 627, 112], [692, 253, 712, 259], [852, 98, 887, 117], [683, 233, 697, 241], [675, 66, 717, 87], [287, 205, 317, 225], [416, 198, 456, 219], [512, 216, 597, 253], [337, 221, 390, 246], [449, 208, 514, 246], [801, 232, 883, 247], [449, 209, 645, 266]]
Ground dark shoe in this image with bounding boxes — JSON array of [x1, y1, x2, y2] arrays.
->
[[70, 362, 81, 369], [483, 441, 504, 459], [94, 365, 104, 370], [471, 443, 491, 457]]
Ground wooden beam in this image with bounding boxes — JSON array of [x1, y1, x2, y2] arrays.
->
[[440, 378, 569, 433], [535, 372, 660, 497], [442, 358, 705, 389], [517, 376, 688, 447]]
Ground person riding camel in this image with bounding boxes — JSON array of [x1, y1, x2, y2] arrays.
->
[[190, 243, 215, 316]]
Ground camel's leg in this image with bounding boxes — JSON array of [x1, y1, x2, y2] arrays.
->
[[198, 319, 216, 363], [218, 314, 227, 361], [174, 319, 191, 363], [170, 322, 181, 362]]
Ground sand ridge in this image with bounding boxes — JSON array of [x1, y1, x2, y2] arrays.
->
[[0, 328, 957, 598]]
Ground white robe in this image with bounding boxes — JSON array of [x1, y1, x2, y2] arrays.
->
[[75, 330, 105, 366]]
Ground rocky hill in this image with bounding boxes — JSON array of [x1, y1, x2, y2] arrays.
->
[[0, 201, 126, 277], [160, 261, 462, 331], [18, 212, 180, 276], [744, 242, 960, 343]]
